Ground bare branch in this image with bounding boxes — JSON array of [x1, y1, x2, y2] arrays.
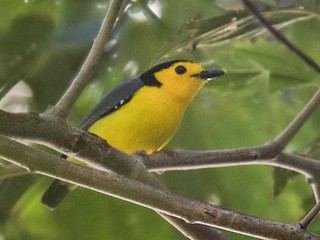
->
[[0, 135, 318, 240], [143, 149, 320, 204], [46, 0, 124, 119], [0, 110, 224, 240], [142, 146, 279, 171], [3, 110, 320, 238], [241, 0, 320, 74], [300, 202, 320, 229], [7, 109, 320, 186], [4, 110, 320, 185]]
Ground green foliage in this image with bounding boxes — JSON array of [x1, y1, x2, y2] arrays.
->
[[1, 0, 320, 239]]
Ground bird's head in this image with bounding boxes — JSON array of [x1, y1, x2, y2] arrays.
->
[[139, 60, 224, 103]]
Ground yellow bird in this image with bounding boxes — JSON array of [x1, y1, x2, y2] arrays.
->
[[42, 60, 224, 209]]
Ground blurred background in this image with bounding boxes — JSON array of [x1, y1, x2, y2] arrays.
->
[[0, 0, 320, 239]]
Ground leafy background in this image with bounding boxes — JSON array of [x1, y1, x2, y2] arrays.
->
[[0, 0, 320, 239]]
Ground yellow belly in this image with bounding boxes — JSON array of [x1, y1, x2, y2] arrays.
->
[[88, 87, 186, 154]]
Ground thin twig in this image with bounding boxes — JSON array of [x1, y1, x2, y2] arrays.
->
[[300, 202, 320, 229], [46, 0, 124, 119], [241, 0, 320, 74], [0, 135, 318, 240]]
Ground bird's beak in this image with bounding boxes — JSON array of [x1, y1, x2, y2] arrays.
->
[[192, 69, 224, 81]]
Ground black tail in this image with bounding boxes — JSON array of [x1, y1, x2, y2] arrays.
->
[[41, 180, 73, 210]]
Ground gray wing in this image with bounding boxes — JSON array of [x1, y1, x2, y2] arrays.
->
[[79, 78, 145, 130]]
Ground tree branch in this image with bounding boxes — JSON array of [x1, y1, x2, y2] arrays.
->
[[4, 110, 320, 189], [0, 135, 318, 240], [46, 0, 124, 119], [2, 110, 320, 238], [300, 202, 320, 229], [144, 150, 320, 176], [0, 110, 224, 240], [144, 150, 320, 203], [241, 0, 320, 74]]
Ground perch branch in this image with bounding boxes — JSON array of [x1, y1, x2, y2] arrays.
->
[[0, 110, 224, 239], [0, 135, 318, 240]]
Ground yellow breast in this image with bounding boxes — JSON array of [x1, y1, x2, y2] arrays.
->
[[88, 86, 187, 154]]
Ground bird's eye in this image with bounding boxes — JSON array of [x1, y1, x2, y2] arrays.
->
[[175, 65, 187, 75]]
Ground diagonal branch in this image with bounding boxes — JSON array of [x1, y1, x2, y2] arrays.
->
[[0, 135, 319, 240], [0, 110, 224, 240], [300, 202, 320, 229], [241, 0, 320, 74], [5, 110, 320, 182]]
